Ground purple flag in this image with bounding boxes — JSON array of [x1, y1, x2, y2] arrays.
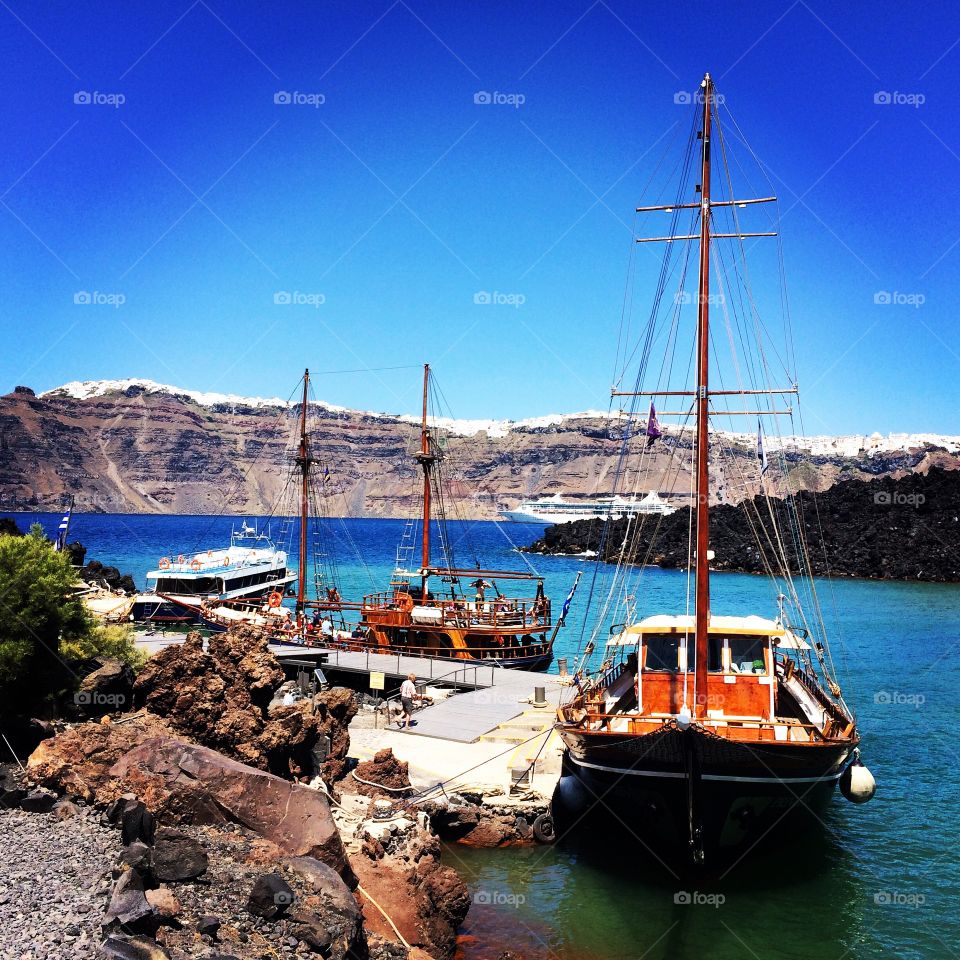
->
[[757, 420, 769, 476], [646, 402, 662, 447]]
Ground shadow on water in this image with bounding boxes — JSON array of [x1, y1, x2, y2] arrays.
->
[[448, 800, 879, 960]]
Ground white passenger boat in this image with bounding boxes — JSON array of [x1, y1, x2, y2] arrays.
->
[[131, 524, 296, 625], [499, 491, 675, 524]]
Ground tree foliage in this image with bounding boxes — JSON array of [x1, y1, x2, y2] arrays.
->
[[0, 532, 142, 719]]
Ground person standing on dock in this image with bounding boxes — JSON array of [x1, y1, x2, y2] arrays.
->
[[399, 673, 420, 729]]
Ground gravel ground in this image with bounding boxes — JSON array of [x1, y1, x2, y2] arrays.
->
[[0, 802, 115, 959]]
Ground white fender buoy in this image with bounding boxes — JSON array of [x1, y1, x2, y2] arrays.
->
[[840, 758, 876, 804]]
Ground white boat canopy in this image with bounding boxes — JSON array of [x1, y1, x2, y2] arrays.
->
[[606, 613, 810, 649]]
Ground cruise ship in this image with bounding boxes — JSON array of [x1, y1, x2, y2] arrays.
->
[[499, 491, 675, 525], [131, 524, 296, 625]]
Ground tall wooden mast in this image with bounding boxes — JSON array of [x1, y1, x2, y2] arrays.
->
[[415, 363, 436, 596], [296, 368, 311, 618], [693, 73, 713, 718]]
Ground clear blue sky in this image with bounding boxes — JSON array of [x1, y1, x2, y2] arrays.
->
[[0, 1, 956, 434]]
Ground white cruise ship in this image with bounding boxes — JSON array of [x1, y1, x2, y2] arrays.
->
[[499, 491, 675, 525]]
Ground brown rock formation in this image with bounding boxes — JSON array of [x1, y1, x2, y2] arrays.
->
[[351, 749, 413, 798], [4, 381, 955, 516], [132, 627, 335, 777]]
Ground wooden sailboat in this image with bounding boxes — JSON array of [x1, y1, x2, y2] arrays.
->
[[555, 74, 874, 863], [314, 364, 572, 670]]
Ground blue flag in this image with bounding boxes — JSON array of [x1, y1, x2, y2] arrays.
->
[[757, 420, 769, 477]]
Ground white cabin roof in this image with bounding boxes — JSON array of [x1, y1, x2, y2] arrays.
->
[[606, 613, 810, 648]]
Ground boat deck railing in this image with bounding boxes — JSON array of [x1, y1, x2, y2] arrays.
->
[[356, 591, 552, 632]]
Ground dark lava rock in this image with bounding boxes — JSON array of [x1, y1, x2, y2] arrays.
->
[[79, 558, 136, 593], [196, 915, 221, 937], [100, 934, 171, 959], [120, 840, 153, 875], [120, 799, 156, 846], [103, 867, 154, 930], [247, 872, 295, 919], [77, 658, 136, 716], [524, 466, 960, 582], [0, 787, 27, 808], [19, 788, 58, 812], [152, 827, 208, 881]]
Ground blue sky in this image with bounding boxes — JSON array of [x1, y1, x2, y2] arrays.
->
[[0, 1, 956, 434]]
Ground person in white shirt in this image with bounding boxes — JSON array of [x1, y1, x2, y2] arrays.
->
[[399, 673, 419, 728]]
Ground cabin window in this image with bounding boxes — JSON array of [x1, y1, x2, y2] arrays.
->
[[708, 636, 724, 672], [727, 635, 768, 675], [644, 634, 681, 672]]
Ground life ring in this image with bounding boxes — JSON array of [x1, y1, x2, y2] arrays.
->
[[267, 592, 283, 609], [190, 559, 202, 572], [158, 557, 171, 570], [177, 554, 185, 564], [532, 813, 556, 844], [207, 550, 212, 557], [395, 593, 414, 613], [222, 555, 230, 566]]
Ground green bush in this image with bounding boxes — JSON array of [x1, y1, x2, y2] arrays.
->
[[0, 533, 142, 720]]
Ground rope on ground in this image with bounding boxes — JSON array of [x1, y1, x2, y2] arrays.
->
[[356, 884, 412, 950]]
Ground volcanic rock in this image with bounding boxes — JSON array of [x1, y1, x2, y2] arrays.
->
[[145, 886, 181, 920], [77, 658, 136, 716], [19, 788, 57, 812], [103, 867, 154, 930], [246, 872, 294, 919], [78, 558, 136, 593], [195, 914, 221, 937], [131, 628, 341, 777], [120, 840, 153, 875], [151, 827, 208, 881], [100, 934, 171, 959], [351, 748, 412, 798], [525, 467, 960, 582], [119, 798, 156, 845]]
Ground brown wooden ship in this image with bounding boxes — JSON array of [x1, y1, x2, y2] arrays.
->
[[554, 73, 874, 863]]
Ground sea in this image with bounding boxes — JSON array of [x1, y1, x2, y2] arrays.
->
[[5, 511, 958, 960]]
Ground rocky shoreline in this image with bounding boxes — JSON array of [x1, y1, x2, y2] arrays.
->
[[523, 467, 960, 582], [0, 628, 549, 960]]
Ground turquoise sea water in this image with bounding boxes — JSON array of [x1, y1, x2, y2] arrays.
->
[[7, 512, 959, 959]]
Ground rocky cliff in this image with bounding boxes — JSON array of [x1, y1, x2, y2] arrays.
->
[[1, 379, 958, 518], [524, 467, 960, 582]]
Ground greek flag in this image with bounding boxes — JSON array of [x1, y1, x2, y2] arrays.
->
[[54, 504, 72, 552], [756, 420, 769, 477], [560, 571, 582, 622]]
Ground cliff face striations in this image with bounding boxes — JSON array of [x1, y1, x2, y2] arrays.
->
[[1, 379, 958, 518]]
